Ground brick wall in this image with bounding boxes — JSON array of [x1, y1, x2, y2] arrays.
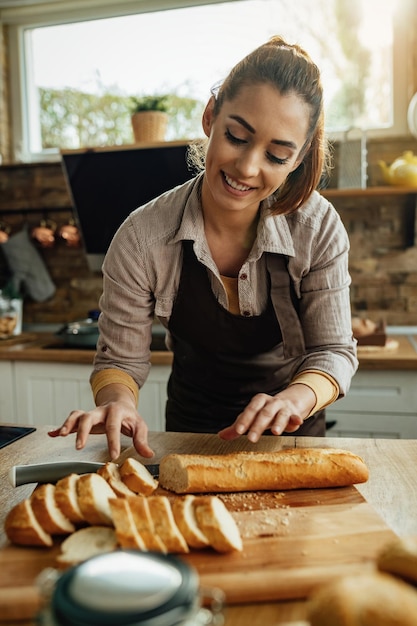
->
[[0, 162, 102, 323], [1, 141, 417, 326]]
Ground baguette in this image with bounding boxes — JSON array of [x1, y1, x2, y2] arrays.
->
[[97, 462, 137, 497], [55, 473, 86, 525], [56, 526, 118, 567], [108, 498, 147, 550], [377, 535, 417, 585], [126, 496, 167, 552], [30, 483, 75, 535], [171, 495, 210, 549], [308, 572, 417, 626], [147, 496, 189, 554], [159, 448, 369, 493], [5, 499, 53, 547], [76, 473, 116, 526], [193, 496, 242, 553], [119, 457, 158, 496]]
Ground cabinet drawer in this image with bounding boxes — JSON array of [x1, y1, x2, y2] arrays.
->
[[331, 371, 417, 415], [14, 362, 94, 426], [326, 409, 417, 439]]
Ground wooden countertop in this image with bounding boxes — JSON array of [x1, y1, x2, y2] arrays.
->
[[0, 429, 416, 625], [0, 333, 172, 366], [1, 332, 417, 369]]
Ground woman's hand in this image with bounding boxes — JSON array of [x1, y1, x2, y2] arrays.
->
[[48, 384, 154, 460], [217, 383, 316, 442]]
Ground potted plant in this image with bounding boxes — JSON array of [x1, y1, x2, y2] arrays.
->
[[130, 95, 170, 143]]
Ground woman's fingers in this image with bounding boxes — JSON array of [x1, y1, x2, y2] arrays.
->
[[218, 393, 305, 442], [47, 403, 154, 460], [217, 424, 241, 440], [131, 425, 155, 459]]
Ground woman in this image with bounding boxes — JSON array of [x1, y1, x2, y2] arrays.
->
[[49, 36, 357, 460]]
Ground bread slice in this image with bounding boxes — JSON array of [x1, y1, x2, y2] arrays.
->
[[76, 473, 116, 526], [193, 496, 243, 553], [30, 483, 75, 535], [308, 572, 417, 626], [147, 496, 189, 554], [171, 495, 209, 549], [108, 498, 147, 550], [158, 448, 369, 493], [55, 473, 85, 524], [126, 496, 167, 552], [119, 457, 158, 496], [5, 499, 53, 547], [377, 536, 417, 584], [97, 462, 137, 497], [56, 526, 118, 567]]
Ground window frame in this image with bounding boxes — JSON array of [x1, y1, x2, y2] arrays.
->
[[3, 0, 414, 163]]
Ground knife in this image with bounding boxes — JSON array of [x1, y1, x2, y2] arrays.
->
[[9, 461, 160, 487]]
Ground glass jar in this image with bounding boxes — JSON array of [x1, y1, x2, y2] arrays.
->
[[0, 290, 18, 339], [36, 551, 224, 626]]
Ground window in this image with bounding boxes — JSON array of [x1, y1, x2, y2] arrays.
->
[[4, 0, 412, 162]]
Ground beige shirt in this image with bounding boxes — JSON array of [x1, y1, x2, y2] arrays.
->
[[92, 173, 358, 407]]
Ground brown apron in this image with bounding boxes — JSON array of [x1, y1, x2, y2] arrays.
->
[[166, 241, 325, 436]]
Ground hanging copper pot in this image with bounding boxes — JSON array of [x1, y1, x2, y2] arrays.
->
[[58, 218, 81, 248], [0, 222, 10, 244], [31, 219, 56, 248]]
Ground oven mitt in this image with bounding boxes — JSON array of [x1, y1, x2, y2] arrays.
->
[[0, 226, 56, 302]]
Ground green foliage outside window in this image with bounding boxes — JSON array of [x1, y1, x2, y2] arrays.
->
[[39, 88, 204, 150]]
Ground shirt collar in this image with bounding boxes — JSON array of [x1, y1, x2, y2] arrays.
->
[[171, 173, 296, 258]]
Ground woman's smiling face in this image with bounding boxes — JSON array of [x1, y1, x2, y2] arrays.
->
[[201, 82, 311, 217]]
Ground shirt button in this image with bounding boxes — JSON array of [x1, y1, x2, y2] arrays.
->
[[240, 273, 248, 280]]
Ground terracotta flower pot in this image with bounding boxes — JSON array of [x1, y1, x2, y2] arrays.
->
[[131, 111, 168, 143]]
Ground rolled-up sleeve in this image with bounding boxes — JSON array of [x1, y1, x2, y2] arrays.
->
[[287, 194, 358, 397]]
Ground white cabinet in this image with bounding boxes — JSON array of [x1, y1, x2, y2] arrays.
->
[[138, 365, 171, 432], [326, 370, 417, 438], [14, 362, 94, 426], [6, 361, 170, 432], [0, 361, 17, 422], [5, 358, 416, 438]]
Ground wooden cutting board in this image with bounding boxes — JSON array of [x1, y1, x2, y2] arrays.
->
[[0, 484, 396, 621]]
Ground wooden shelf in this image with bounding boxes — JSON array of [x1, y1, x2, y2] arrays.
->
[[321, 186, 417, 248], [321, 186, 417, 198]]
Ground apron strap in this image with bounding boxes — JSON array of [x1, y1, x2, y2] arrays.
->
[[266, 253, 305, 358]]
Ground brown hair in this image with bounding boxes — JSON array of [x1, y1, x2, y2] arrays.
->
[[188, 35, 331, 215]]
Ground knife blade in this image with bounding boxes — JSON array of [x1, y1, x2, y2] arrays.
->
[[9, 461, 160, 487]]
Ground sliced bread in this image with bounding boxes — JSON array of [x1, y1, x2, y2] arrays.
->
[[55, 473, 85, 525], [5, 499, 53, 547], [119, 457, 158, 496], [30, 483, 75, 535], [147, 496, 189, 554], [97, 462, 137, 497], [126, 495, 167, 553], [171, 495, 209, 549], [76, 473, 116, 526], [193, 496, 243, 553], [56, 526, 118, 567], [108, 497, 146, 550]]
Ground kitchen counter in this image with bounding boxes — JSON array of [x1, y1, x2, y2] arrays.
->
[[1, 331, 417, 369], [0, 428, 417, 624], [0, 332, 172, 366]]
